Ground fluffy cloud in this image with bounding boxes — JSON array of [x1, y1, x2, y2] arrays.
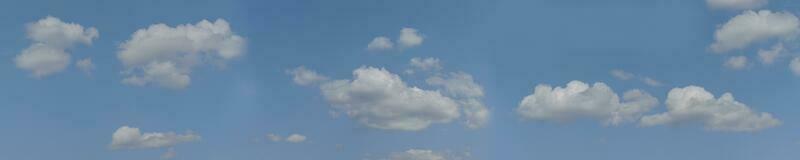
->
[[427, 72, 490, 129], [706, 0, 768, 10], [724, 56, 749, 70], [642, 77, 662, 87], [287, 66, 329, 86], [286, 134, 307, 143], [409, 57, 443, 73], [758, 43, 785, 64], [76, 58, 95, 74], [14, 16, 98, 77], [117, 19, 246, 89], [516, 81, 658, 126], [110, 126, 200, 150], [710, 10, 799, 53], [367, 36, 394, 51], [320, 67, 460, 131], [398, 28, 424, 48], [640, 86, 781, 132], [791, 57, 800, 75]]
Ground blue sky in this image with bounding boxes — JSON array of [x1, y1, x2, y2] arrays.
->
[[1, 0, 799, 159]]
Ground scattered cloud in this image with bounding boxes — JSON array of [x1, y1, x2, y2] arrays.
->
[[14, 16, 98, 77], [160, 148, 176, 160], [109, 126, 200, 150], [642, 77, 662, 87], [286, 134, 307, 143], [610, 69, 635, 80], [117, 19, 246, 89], [384, 149, 470, 160], [320, 67, 460, 131], [367, 36, 394, 51], [267, 133, 283, 142], [791, 57, 800, 76], [427, 72, 490, 129], [610, 69, 664, 87], [287, 66, 329, 86], [516, 80, 658, 126], [398, 28, 424, 48], [76, 58, 95, 75], [724, 56, 749, 70], [758, 43, 785, 64], [407, 57, 443, 74], [706, 0, 768, 10], [710, 10, 799, 53], [640, 86, 781, 132]]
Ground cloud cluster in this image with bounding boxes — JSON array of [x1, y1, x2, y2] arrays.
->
[[710, 10, 798, 53], [320, 67, 461, 131], [640, 86, 781, 132], [706, 0, 768, 10], [516, 81, 659, 126], [366, 27, 424, 51], [14, 16, 98, 77], [110, 126, 200, 149], [118, 19, 246, 89]]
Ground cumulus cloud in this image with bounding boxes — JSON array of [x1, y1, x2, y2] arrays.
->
[[320, 67, 460, 131], [724, 56, 749, 70], [758, 43, 785, 64], [407, 57, 443, 74], [117, 19, 246, 89], [287, 66, 329, 86], [710, 10, 799, 53], [76, 58, 95, 74], [14, 16, 98, 77], [398, 28, 424, 48], [110, 126, 200, 150], [791, 57, 800, 75], [427, 72, 490, 129], [286, 134, 307, 143], [640, 86, 781, 132], [367, 36, 394, 51], [516, 81, 659, 126], [706, 0, 768, 10]]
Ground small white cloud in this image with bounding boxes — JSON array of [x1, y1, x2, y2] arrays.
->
[[610, 69, 664, 87], [398, 28, 424, 48], [367, 36, 394, 51], [610, 69, 635, 80], [160, 148, 176, 160], [706, 0, 768, 10], [287, 66, 329, 86], [517, 80, 658, 126], [710, 10, 799, 53], [320, 67, 460, 131], [286, 134, 307, 143], [76, 58, 95, 74], [266, 134, 282, 142], [409, 57, 443, 72], [14, 16, 98, 77], [724, 56, 749, 70], [110, 126, 200, 150], [642, 77, 662, 87], [640, 86, 781, 132], [389, 149, 446, 160], [117, 19, 246, 89], [758, 43, 785, 64], [791, 57, 800, 76]]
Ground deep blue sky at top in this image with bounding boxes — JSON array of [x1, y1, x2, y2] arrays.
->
[[0, 0, 799, 160]]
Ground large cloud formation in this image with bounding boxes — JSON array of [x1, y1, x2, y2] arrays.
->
[[14, 16, 98, 77], [640, 86, 781, 132], [710, 10, 799, 53], [320, 67, 460, 131], [118, 19, 246, 89], [110, 126, 200, 149], [516, 81, 658, 126], [706, 0, 768, 10]]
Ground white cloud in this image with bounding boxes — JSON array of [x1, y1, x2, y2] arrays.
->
[[758, 43, 785, 64], [398, 28, 424, 48], [266, 134, 282, 142], [516, 80, 658, 126], [110, 126, 200, 150], [409, 57, 443, 73], [287, 66, 329, 86], [706, 0, 768, 10], [286, 134, 307, 143], [610, 69, 635, 80], [642, 77, 662, 87], [160, 148, 176, 160], [427, 72, 490, 129], [640, 86, 781, 132], [117, 19, 246, 89], [76, 58, 95, 74], [389, 149, 447, 160], [320, 67, 460, 131], [724, 56, 749, 70], [367, 36, 394, 51], [710, 10, 799, 53], [791, 57, 800, 75], [14, 16, 98, 77]]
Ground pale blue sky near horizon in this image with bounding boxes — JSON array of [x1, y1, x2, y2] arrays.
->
[[1, 0, 799, 160]]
